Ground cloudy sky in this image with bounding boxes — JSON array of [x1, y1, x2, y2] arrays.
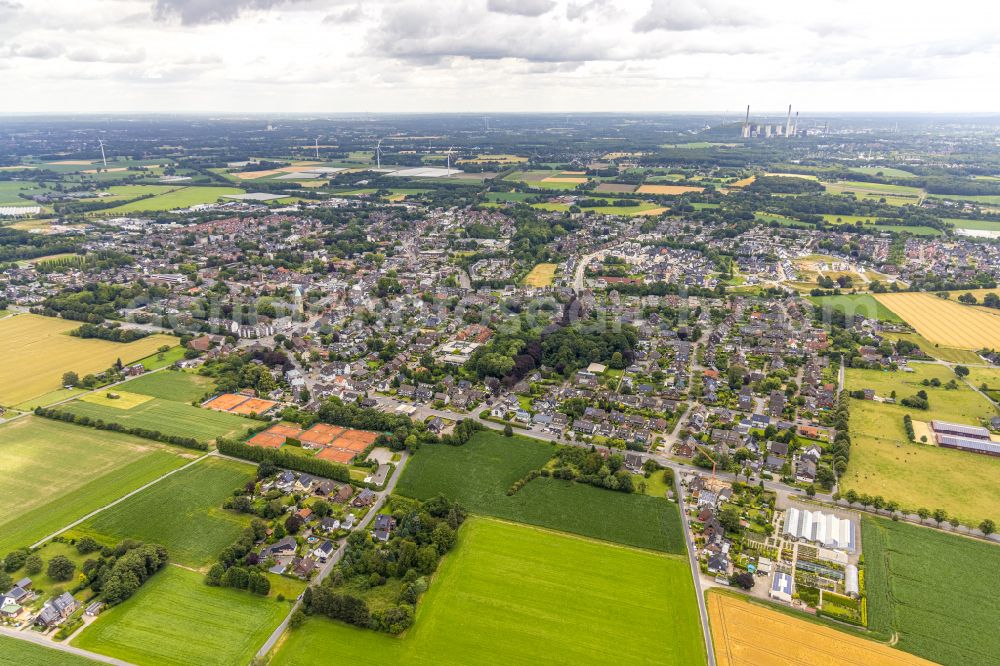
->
[[1, 0, 997, 114]]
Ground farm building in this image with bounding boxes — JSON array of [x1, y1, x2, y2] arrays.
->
[[783, 507, 855, 552], [769, 572, 793, 603], [935, 434, 1000, 457], [931, 420, 991, 441], [845, 564, 860, 598]]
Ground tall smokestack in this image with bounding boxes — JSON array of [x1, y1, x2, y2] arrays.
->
[[793, 111, 799, 136], [742, 105, 750, 138], [785, 104, 793, 138]]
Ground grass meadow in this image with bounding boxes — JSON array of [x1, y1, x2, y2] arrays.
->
[[843, 366, 1000, 523], [271, 517, 705, 666], [0, 313, 177, 407], [522, 262, 557, 287], [117, 370, 217, 402], [0, 635, 97, 665], [862, 516, 1000, 665], [0, 417, 189, 553], [73, 565, 290, 666], [67, 457, 254, 568], [101, 186, 245, 213], [395, 431, 686, 554], [61, 395, 254, 443], [808, 293, 903, 323]]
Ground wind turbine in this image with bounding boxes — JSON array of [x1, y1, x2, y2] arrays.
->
[[314, 137, 319, 160], [446, 146, 454, 176], [97, 139, 107, 168], [375, 138, 383, 170]]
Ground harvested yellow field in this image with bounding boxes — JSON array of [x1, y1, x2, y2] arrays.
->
[[82, 167, 128, 173], [0, 314, 177, 407], [542, 177, 587, 183], [875, 292, 1000, 350], [708, 592, 931, 666], [523, 263, 557, 287], [731, 176, 756, 187], [48, 160, 94, 165], [633, 207, 668, 216], [636, 184, 705, 195], [459, 154, 527, 164], [765, 172, 820, 180], [80, 391, 153, 410]]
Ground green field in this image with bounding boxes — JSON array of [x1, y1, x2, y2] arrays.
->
[[73, 565, 289, 666], [928, 193, 1000, 205], [862, 516, 1000, 664], [81, 184, 181, 203], [809, 294, 903, 322], [940, 217, 1000, 232], [0, 417, 189, 553], [67, 457, 254, 567], [61, 395, 253, 443], [101, 186, 245, 213], [12, 386, 86, 411], [118, 370, 217, 402], [532, 199, 664, 216], [0, 635, 98, 665], [396, 431, 685, 553], [848, 166, 918, 179], [271, 517, 705, 666], [881, 331, 984, 364], [134, 345, 186, 370], [843, 365, 1000, 523]]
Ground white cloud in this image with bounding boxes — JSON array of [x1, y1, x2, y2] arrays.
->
[[0, 0, 994, 113]]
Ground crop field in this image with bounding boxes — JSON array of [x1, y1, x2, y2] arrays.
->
[[101, 186, 245, 213], [0, 635, 97, 665], [68, 457, 254, 567], [61, 394, 254, 443], [843, 392, 1000, 524], [119, 370, 217, 402], [636, 184, 704, 195], [862, 516, 1000, 664], [271, 517, 705, 666], [522, 262, 557, 287], [809, 294, 903, 323], [0, 313, 177, 407], [0, 417, 188, 553], [874, 292, 1000, 350], [824, 180, 924, 200], [707, 591, 928, 666], [848, 166, 918, 179], [396, 431, 685, 553], [880, 331, 983, 364], [593, 182, 638, 193], [81, 184, 181, 202], [80, 390, 153, 409], [532, 199, 665, 216], [74, 565, 289, 666], [928, 193, 1000, 205], [941, 217, 1000, 232]]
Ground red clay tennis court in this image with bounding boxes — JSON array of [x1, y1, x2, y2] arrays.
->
[[268, 423, 304, 439], [335, 429, 379, 451], [229, 397, 278, 415], [316, 447, 355, 463], [247, 431, 285, 449], [300, 423, 345, 446], [203, 393, 250, 412]]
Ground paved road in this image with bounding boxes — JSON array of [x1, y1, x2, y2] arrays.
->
[[255, 451, 410, 661], [675, 479, 715, 666], [0, 625, 133, 665]]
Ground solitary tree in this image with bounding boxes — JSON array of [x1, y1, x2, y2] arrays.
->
[[979, 519, 996, 536]]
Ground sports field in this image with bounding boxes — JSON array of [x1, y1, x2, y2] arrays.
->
[[61, 395, 254, 443], [271, 517, 705, 666], [101, 186, 245, 213], [874, 292, 1000, 350], [0, 417, 189, 553], [67, 457, 254, 567], [0, 313, 177, 406], [118, 370, 217, 402], [707, 591, 929, 666], [522, 262, 557, 287], [862, 516, 1000, 664], [396, 431, 686, 553], [73, 565, 289, 666]]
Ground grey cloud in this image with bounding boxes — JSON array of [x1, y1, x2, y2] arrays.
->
[[7, 43, 63, 59], [566, 0, 609, 20], [634, 0, 758, 32], [152, 0, 304, 25], [0, 1, 23, 10], [323, 5, 364, 24], [486, 0, 556, 17]]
